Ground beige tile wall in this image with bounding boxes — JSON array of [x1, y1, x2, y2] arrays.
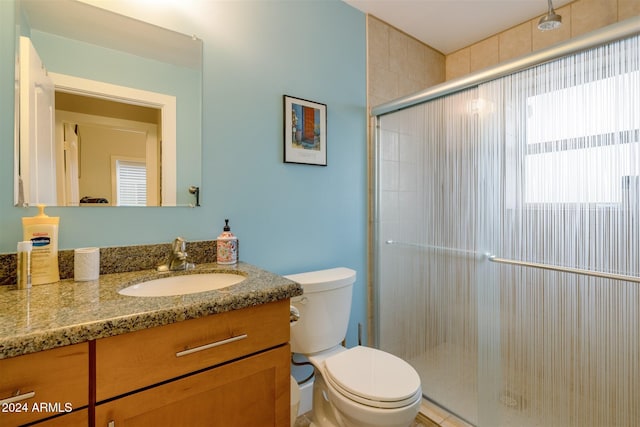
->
[[446, 0, 640, 80], [368, 0, 640, 105], [366, 0, 640, 110], [366, 15, 445, 109]]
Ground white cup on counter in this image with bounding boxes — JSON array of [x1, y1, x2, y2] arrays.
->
[[74, 247, 100, 281]]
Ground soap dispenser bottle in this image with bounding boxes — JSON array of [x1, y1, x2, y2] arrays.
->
[[216, 219, 238, 265]]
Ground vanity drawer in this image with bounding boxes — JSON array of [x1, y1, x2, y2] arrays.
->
[[0, 343, 88, 427], [96, 299, 290, 401], [95, 345, 290, 427]]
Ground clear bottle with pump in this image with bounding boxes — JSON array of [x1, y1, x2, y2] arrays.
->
[[17, 241, 33, 289], [216, 219, 238, 265]]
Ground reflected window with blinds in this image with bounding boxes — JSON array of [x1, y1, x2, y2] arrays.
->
[[114, 158, 147, 207]]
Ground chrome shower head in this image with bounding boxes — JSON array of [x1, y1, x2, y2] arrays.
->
[[538, 0, 562, 31]]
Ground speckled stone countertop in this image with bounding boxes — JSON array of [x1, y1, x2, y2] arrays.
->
[[0, 262, 302, 360]]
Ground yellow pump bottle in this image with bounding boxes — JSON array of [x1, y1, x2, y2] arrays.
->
[[22, 205, 60, 285]]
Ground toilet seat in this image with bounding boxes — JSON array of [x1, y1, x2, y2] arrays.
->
[[323, 346, 421, 410]]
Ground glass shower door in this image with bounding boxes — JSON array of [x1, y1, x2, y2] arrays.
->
[[375, 87, 495, 426], [374, 34, 640, 427]]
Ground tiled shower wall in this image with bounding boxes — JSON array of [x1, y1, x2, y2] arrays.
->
[[367, 0, 640, 108], [366, 15, 445, 109], [446, 0, 640, 80]]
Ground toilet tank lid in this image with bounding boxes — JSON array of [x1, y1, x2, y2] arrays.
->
[[284, 267, 356, 293]]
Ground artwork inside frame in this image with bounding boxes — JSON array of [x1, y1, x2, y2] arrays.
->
[[283, 95, 327, 166]]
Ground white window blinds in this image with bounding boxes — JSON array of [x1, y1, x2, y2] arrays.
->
[[116, 159, 147, 206]]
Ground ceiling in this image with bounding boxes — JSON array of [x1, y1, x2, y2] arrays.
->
[[343, 0, 573, 54]]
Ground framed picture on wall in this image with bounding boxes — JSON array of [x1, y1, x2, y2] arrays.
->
[[284, 95, 327, 166]]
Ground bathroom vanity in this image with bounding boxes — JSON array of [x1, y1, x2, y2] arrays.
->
[[0, 263, 302, 426]]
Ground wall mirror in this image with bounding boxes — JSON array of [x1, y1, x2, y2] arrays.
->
[[14, 0, 202, 207]]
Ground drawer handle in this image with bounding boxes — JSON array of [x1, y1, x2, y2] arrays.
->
[[0, 390, 35, 405], [176, 334, 248, 357]]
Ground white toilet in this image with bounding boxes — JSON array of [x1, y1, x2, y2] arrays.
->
[[286, 267, 422, 427]]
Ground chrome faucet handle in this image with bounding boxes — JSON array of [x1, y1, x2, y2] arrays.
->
[[157, 237, 195, 271], [172, 237, 186, 254]]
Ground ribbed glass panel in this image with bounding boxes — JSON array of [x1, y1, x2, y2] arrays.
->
[[376, 87, 485, 425], [374, 34, 639, 427]]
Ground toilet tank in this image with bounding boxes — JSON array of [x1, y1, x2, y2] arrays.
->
[[286, 267, 356, 355]]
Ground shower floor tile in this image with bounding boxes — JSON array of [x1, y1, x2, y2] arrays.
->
[[408, 342, 564, 427]]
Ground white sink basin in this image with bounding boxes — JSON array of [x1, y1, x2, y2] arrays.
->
[[118, 273, 246, 297]]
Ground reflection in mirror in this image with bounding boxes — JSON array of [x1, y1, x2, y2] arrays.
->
[[55, 92, 165, 207], [14, 0, 202, 207]]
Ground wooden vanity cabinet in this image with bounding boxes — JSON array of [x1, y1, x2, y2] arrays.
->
[[0, 343, 88, 427], [0, 300, 291, 426], [94, 299, 291, 426]]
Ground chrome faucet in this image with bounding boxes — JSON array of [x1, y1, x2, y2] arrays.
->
[[158, 237, 195, 272]]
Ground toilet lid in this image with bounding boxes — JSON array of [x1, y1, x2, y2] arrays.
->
[[324, 346, 421, 408]]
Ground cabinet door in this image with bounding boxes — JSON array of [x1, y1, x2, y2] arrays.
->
[[30, 409, 88, 426], [95, 344, 290, 427], [0, 344, 88, 427]]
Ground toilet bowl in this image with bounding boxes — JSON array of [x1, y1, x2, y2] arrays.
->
[[286, 268, 422, 427], [308, 346, 421, 427]]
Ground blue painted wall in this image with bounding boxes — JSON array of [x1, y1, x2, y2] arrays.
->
[[0, 1, 368, 346]]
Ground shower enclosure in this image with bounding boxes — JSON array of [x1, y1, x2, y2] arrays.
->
[[373, 23, 639, 427]]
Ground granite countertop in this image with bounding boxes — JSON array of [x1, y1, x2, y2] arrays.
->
[[0, 262, 302, 360]]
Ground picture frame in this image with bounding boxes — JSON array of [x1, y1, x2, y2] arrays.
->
[[283, 95, 327, 166]]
